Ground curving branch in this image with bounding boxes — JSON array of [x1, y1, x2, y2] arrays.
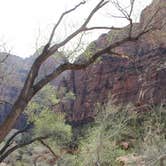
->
[[0, 134, 51, 162], [49, 0, 109, 52], [32, 27, 157, 94], [47, 1, 86, 46], [143, 7, 161, 31], [110, 0, 136, 37], [84, 26, 122, 31], [110, 0, 129, 18], [0, 123, 32, 155], [0, 132, 73, 163], [39, 140, 59, 160]]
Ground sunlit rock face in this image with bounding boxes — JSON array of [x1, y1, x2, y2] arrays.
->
[[0, 0, 166, 126]]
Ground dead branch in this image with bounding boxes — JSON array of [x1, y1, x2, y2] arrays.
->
[[39, 140, 59, 160], [110, 0, 129, 18], [0, 123, 32, 155], [32, 27, 155, 94], [47, 1, 86, 46], [110, 0, 136, 37], [129, 0, 135, 17], [84, 26, 122, 31], [0, 134, 51, 162]]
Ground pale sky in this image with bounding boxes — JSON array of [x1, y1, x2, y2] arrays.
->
[[0, 0, 152, 58]]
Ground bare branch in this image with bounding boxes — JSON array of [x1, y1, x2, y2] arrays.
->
[[0, 134, 51, 162], [82, 0, 109, 27], [0, 54, 9, 64], [49, 0, 110, 53], [65, 32, 86, 60], [110, 0, 135, 37], [128, 0, 135, 37], [110, 15, 126, 19], [129, 0, 135, 17], [39, 140, 59, 160], [47, 1, 86, 46], [33, 28, 151, 94], [84, 26, 122, 31], [110, 0, 130, 18], [0, 123, 32, 155], [143, 7, 161, 31]]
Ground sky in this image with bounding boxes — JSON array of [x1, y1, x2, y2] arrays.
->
[[0, 0, 152, 58]]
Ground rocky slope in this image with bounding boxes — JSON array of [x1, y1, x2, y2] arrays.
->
[[0, 0, 166, 126]]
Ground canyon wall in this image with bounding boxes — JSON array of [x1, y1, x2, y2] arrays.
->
[[0, 0, 165, 126]]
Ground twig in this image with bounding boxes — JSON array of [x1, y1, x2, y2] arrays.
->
[[39, 140, 59, 160], [84, 26, 122, 31], [47, 1, 86, 46]]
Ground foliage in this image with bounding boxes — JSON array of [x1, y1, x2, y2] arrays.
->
[[58, 104, 166, 166], [57, 104, 134, 166], [2, 93, 166, 166], [131, 105, 166, 166], [34, 109, 72, 146], [26, 84, 73, 145]]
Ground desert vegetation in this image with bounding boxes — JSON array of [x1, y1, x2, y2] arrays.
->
[[0, 0, 165, 165]]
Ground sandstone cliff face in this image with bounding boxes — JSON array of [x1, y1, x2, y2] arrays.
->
[[58, 0, 166, 122], [0, 0, 166, 126]]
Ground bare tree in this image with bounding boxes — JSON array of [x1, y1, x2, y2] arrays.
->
[[0, 0, 163, 149]]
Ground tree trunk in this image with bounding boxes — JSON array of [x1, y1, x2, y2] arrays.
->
[[0, 99, 27, 143]]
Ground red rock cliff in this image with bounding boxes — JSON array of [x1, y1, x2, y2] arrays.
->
[[58, 0, 166, 122]]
